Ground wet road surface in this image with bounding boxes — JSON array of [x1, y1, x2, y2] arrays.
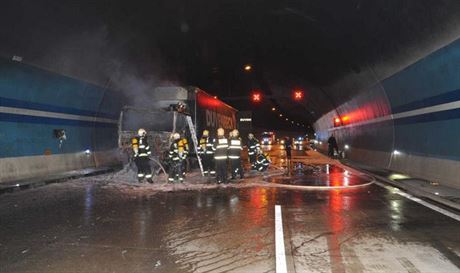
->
[[1, 145, 459, 273], [267, 164, 373, 189]]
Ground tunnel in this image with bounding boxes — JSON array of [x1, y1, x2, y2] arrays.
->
[[1, 0, 459, 189], [2, 2, 460, 272]]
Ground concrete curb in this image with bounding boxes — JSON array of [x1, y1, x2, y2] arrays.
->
[[0, 165, 121, 195], [341, 161, 460, 212]]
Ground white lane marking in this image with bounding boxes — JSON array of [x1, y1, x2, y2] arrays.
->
[[275, 205, 288, 273], [0, 106, 118, 124], [375, 181, 460, 222], [329, 99, 460, 131]]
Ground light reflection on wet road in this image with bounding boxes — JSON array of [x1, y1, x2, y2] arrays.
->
[[0, 146, 459, 273]]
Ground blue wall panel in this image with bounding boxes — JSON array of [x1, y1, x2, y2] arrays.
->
[[394, 119, 460, 161], [315, 37, 460, 182], [383, 39, 460, 109], [0, 121, 93, 157], [0, 58, 122, 159], [0, 59, 119, 118]]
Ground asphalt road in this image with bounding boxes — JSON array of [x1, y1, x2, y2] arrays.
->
[[1, 145, 459, 273]]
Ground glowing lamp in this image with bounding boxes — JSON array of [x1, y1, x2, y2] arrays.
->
[[251, 92, 262, 103], [334, 117, 341, 127], [293, 90, 304, 101]]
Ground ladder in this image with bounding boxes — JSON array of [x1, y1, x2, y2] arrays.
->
[[185, 116, 204, 176]]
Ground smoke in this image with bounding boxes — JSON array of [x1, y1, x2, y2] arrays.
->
[[20, 23, 183, 109], [33, 26, 112, 84]]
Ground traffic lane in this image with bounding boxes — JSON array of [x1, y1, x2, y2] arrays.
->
[[264, 144, 460, 272], [282, 184, 460, 273], [0, 184, 277, 273], [263, 144, 317, 169], [1, 180, 459, 273]]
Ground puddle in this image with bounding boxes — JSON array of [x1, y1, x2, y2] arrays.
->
[[267, 163, 373, 188]]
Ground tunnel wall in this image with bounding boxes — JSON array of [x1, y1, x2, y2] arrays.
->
[[0, 58, 122, 183], [314, 38, 460, 189]]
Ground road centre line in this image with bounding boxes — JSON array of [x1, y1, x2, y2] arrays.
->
[[275, 205, 288, 273]]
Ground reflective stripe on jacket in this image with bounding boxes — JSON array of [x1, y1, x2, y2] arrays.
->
[[228, 137, 242, 159], [133, 136, 151, 157], [213, 137, 228, 160], [168, 141, 181, 161], [248, 138, 260, 152], [198, 136, 215, 155]]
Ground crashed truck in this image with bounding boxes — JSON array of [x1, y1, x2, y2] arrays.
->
[[118, 86, 238, 182]]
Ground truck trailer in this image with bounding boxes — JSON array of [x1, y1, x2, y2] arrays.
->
[[119, 86, 238, 145], [117, 86, 238, 178], [151, 86, 238, 137]]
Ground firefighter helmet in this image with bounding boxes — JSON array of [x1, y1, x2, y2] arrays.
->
[[232, 129, 239, 137], [172, 133, 180, 140], [217, 128, 225, 137], [202, 130, 209, 136], [138, 128, 147, 136]]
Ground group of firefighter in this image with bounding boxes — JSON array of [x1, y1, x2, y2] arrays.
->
[[131, 127, 270, 183]]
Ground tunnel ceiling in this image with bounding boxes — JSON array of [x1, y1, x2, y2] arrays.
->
[[1, 0, 460, 130]]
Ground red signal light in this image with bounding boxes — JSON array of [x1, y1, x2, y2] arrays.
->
[[334, 117, 341, 127], [293, 90, 304, 101], [251, 91, 262, 103], [341, 115, 350, 125]]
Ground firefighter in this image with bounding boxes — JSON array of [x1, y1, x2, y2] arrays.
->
[[248, 133, 261, 170], [178, 134, 189, 177], [132, 128, 153, 183], [228, 129, 244, 180], [255, 149, 270, 172], [168, 133, 184, 183], [328, 134, 339, 157], [198, 130, 215, 176], [213, 127, 229, 184]]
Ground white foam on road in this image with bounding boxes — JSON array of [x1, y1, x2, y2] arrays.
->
[[344, 235, 460, 273], [275, 205, 288, 273]]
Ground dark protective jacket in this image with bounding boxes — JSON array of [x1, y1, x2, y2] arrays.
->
[[198, 136, 215, 155], [256, 153, 270, 171], [213, 137, 228, 160], [168, 140, 183, 161], [228, 137, 243, 159], [284, 138, 292, 157], [132, 136, 151, 158], [248, 138, 260, 155], [328, 136, 338, 148]]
